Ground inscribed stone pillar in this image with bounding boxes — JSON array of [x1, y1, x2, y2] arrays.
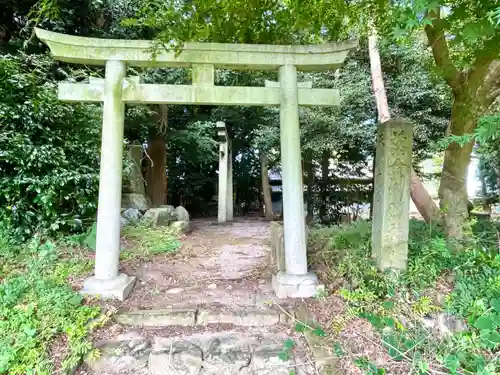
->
[[126, 141, 145, 195], [82, 60, 135, 300], [227, 139, 234, 221], [217, 121, 229, 223], [371, 119, 413, 271], [272, 65, 318, 298]]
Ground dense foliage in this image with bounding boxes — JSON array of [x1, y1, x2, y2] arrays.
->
[[0, 54, 101, 238], [0, 221, 181, 374], [3, 0, 497, 230], [0, 1, 498, 374]]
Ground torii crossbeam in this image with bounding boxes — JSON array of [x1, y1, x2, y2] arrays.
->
[[36, 28, 357, 300]]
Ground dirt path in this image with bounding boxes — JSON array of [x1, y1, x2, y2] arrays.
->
[[80, 219, 313, 375], [122, 219, 279, 310]]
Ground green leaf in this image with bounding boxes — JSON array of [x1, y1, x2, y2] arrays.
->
[[392, 25, 406, 39], [474, 314, 495, 330], [383, 317, 396, 329], [294, 322, 306, 333], [354, 356, 370, 369], [278, 350, 290, 361], [68, 295, 82, 306], [490, 298, 500, 312], [23, 327, 37, 337], [312, 327, 326, 337], [480, 330, 500, 348], [382, 301, 394, 310], [283, 338, 295, 350], [382, 333, 403, 361], [444, 354, 460, 373], [333, 343, 344, 357]]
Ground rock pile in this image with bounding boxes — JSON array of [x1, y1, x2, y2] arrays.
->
[[120, 204, 191, 234]]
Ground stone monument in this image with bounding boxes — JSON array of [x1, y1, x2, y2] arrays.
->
[[217, 121, 233, 223], [371, 119, 413, 271]]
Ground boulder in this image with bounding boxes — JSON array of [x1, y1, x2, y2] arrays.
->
[[174, 206, 190, 221], [120, 217, 129, 228], [84, 338, 149, 374], [122, 193, 150, 211], [143, 206, 177, 227], [170, 220, 191, 234], [422, 312, 467, 338], [122, 208, 142, 223]]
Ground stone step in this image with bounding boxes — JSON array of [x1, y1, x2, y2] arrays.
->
[[86, 328, 314, 375], [126, 278, 299, 311], [115, 306, 293, 327]]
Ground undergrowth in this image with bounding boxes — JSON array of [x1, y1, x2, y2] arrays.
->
[[121, 223, 181, 259], [81, 222, 181, 260], [0, 221, 182, 374], [0, 230, 101, 375], [308, 219, 500, 374]]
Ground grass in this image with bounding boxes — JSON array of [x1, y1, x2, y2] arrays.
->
[[307, 219, 500, 375], [81, 222, 182, 261], [120, 223, 181, 259], [0, 232, 100, 374], [0, 222, 182, 374]]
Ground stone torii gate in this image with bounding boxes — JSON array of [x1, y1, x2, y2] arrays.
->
[[36, 28, 358, 300]]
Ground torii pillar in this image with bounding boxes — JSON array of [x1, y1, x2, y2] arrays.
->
[[217, 121, 233, 222], [267, 70, 318, 298], [83, 60, 136, 300]]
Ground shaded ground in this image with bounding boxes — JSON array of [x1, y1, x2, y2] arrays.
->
[[69, 218, 417, 374], [79, 218, 309, 375], [121, 219, 283, 310]]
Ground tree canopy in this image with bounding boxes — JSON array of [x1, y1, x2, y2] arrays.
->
[[0, 0, 498, 237]]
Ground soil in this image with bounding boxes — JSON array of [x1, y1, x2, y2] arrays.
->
[[117, 218, 281, 310], [72, 218, 410, 374]]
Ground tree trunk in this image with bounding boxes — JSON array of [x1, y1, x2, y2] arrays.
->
[[157, 105, 169, 201], [319, 151, 329, 221], [368, 23, 441, 224], [438, 96, 476, 240], [423, 10, 500, 240], [368, 27, 390, 123], [305, 151, 314, 222], [146, 133, 167, 207], [260, 152, 273, 220]]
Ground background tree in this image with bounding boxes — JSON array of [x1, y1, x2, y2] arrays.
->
[[1, 0, 472, 236], [316, 0, 500, 238], [127, 0, 489, 238]]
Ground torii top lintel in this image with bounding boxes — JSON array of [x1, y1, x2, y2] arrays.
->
[[35, 28, 357, 71]]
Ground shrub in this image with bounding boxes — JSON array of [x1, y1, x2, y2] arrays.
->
[[0, 232, 100, 374], [308, 219, 499, 374], [0, 53, 101, 240]]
